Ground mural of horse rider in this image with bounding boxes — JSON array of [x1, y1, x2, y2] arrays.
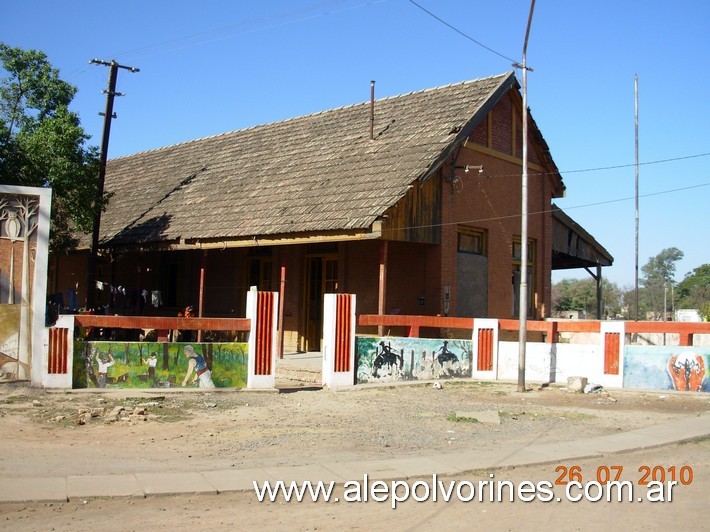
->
[[436, 340, 459, 365], [373, 341, 403, 378], [435, 340, 460, 374]]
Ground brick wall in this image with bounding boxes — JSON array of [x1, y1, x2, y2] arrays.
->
[[442, 92, 557, 319]]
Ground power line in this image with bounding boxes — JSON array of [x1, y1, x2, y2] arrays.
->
[[109, 0, 387, 61], [380, 181, 710, 235], [454, 151, 710, 181], [560, 152, 710, 174], [408, 0, 517, 64]]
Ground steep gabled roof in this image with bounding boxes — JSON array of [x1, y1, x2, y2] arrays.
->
[[94, 72, 520, 248]]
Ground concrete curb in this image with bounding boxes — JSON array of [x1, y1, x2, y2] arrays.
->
[[1, 414, 708, 503]]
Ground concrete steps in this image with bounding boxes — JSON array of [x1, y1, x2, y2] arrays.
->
[[275, 365, 322, 384], [275, 352, 322, 387]]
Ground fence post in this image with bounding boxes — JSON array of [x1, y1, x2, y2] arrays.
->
[[322, 293, 356, 388], [472, 318, 499, 380], [246, 290, 279, 389], [600, 321, 625, 388], [43, 314, 74, 388]]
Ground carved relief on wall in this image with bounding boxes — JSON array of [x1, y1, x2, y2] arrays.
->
[[0, 193, 41, 380], [0, 194, 40, 305]]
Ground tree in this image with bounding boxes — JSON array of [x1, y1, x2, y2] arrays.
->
[[0, 43, 100, 252], [640, 247, 684, 319], [676, 264, 710, 320], [552, 277, 623, 319]]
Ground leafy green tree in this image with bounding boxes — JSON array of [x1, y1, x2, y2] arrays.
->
[[676, 264, 710, 320], [0, 43, 100, 252], [552, 277, 623, 319], [640, 247, 684, 319]]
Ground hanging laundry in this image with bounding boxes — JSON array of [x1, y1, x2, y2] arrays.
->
[[66, 288, 78, 310], [151, 290, 163, 308]]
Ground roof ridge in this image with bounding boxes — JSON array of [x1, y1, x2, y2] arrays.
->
[[109, 71, 514, 162]]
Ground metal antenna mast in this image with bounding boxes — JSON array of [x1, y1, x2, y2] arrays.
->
[[87, 59, 139, 310]]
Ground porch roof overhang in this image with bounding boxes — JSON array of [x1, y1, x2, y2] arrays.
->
[[551, 204, 613, 271], [101, 221, 384, 253]]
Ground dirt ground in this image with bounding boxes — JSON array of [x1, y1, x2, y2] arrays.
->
[[0, 381, 708, 530]]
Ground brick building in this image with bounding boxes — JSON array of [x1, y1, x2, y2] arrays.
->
[[51, 71, 612, 353]]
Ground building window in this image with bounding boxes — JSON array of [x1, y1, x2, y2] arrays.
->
[[512, 239, 534, 263], [248, 257, 273, 291], [458, 226, 486, 255]]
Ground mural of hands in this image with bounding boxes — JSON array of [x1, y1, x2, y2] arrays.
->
[[667, 352, 706, 392]]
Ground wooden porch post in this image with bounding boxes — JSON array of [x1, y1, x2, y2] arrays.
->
[[378, 240, 388, 336], [278, 252, 286, 358], [197, 250, 207, 342], [596, 265, 603, 320]]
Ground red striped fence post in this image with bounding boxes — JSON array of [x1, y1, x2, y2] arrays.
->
[[246, 290, 279, 389], [322, 293, 356, 388], [472, 318, 499, 380], [43, 314, 74, 388], [600, 321, 625, 388]]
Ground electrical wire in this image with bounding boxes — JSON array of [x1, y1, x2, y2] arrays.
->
[[109, 0, 388, 61], [457, 151, 710, 181], [408, 0, 517, 64], [559, 152, 710, 174], [381, 181, 710, 235]]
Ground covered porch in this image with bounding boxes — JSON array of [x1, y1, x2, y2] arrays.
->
[[551, 204, 614, 318]]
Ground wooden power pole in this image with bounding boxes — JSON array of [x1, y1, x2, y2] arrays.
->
[[86, 59, 139, 310]]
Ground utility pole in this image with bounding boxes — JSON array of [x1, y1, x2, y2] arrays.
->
[[514, 0, 536, 393], [634, 74, 639, 321], [86, 59, 139, 310]]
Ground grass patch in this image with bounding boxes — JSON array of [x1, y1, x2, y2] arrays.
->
[[0, 395, 33, 404], [151, 406, 193, 423], [499, 410, 596, 421], [445, 380, 497, 388], [679, 435, 710, 445], [446, 412, 479, 423]]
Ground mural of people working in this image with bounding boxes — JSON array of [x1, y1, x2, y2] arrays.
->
[[76, 341, 248, 389]]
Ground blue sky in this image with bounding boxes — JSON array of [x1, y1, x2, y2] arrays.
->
[[3, 1, 708, 287]]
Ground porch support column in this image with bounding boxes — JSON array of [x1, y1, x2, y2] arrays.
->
[[278, 252, 286, 359], [378, 240, 388, 336], [585, 265, 603, 320], [596, 265, 603, 320], [197, 250, 207, 342]]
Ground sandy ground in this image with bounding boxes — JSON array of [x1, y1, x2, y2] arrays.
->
[[0, 381, 708, 530]]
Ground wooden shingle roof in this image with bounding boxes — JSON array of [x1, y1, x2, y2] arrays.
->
[[95, 71, 516, 248]]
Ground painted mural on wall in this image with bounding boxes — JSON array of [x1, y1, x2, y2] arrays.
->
[[73, 341, 248, 389], [356, 336, 472, 383], [624, 346, 710, 392], [0, 305, 20, 381]]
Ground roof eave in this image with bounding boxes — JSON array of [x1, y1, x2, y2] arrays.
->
[[419, 71, 517, 184]]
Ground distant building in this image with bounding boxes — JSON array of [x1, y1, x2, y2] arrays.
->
[[676, 309, 702, 322]]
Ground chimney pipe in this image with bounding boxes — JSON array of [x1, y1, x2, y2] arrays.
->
[[370, 80, 375, 141]]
